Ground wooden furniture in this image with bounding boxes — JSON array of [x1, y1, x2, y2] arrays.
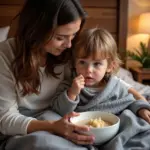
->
[[0, 0, 24, 37], [0, 0, 128, 64], [130, 67, 150, 83]]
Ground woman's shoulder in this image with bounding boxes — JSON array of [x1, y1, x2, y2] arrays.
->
[[0, 38, 16, 64]]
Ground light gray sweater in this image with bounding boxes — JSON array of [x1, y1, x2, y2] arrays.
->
[[50, 76, 150, 116], [0, 38, 69, 135]]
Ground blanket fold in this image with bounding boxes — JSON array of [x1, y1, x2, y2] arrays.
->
[[94, 109, 150, 150]]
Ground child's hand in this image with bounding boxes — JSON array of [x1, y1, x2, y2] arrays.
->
[[138, 108, 150, 123], [67, 75, 85, 100]]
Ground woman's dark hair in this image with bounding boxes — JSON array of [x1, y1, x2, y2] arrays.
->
[[13, 0, 87, 96]]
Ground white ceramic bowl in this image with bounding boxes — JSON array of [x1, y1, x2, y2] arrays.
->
[[71, 111, 120, 145]]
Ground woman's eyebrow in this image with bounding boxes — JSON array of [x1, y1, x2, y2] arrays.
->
[[55, 34, 67, 37], [56, 33, 77, 37]]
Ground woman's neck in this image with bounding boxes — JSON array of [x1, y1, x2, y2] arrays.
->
[[40, 52, 47, 67]]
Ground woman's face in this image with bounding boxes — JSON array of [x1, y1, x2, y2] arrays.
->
[[43, 18, 81, 56]]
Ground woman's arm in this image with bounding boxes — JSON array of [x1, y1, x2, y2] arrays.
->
[[0, 47, 36, 135]]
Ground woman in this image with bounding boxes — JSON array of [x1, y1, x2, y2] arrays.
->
[[0, 0, 94, 149]]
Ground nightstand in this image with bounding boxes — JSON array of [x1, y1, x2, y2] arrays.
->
[[130, 67, 150, 83]]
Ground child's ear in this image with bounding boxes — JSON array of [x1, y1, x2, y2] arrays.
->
[[106, 61, 116, 73]]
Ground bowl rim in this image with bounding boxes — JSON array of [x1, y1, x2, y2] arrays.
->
[[71, 111, 120, 130]]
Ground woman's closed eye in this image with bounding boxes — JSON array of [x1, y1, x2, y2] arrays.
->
[[54, 33, 76, 41], [55, 36, 65, 41]]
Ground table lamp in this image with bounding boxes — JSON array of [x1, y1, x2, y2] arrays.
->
[[138, 12, 150, 48], [127, 12, 150, 69]]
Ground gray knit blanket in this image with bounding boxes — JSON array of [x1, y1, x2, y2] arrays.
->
[[92, 109, 150, 150], [51, 75, 150, 150], [76, 77, 150, 150]]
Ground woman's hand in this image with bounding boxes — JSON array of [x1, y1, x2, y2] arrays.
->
[[52, 112, 95, 145], [67, 75, 85, 100], [138, 108, 150, 123], [27, 112, 94, 145]]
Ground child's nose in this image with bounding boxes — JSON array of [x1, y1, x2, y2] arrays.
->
[[86, 65, 93, 73]]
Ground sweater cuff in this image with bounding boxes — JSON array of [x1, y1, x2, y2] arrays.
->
[[64, 90, 80, 104], [24, 118, 37, 135], [129, 100, 150, 114]]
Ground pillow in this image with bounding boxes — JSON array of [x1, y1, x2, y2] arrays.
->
[[116, 67, 133, 80], [117, 67, 150, 95], [0, 26, 10, 42]]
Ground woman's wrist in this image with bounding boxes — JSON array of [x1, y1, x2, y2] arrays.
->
[[27, 119, 55, 134]]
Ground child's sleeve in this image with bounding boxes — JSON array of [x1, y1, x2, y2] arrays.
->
[[128, 100, 150, 114], [49, 80, 80, 116]]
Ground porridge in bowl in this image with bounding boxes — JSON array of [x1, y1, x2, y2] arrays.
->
[[76, 117, 112, 128], [87, 118, 112, 128]]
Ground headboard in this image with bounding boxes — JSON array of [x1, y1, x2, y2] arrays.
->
[[0, 0, 128, 65]]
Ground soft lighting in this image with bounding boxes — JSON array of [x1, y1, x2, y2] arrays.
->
[[138, 13, 150, 34]]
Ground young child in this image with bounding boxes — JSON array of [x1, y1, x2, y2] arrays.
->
[[50, 28, 150, 123]]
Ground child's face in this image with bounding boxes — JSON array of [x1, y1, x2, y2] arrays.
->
[[75, 56, 111, 87]]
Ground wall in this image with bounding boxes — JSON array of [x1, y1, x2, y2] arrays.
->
[[0, 0, 128, 64], [127, 0, 150, 68]]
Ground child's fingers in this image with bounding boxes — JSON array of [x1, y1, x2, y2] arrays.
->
[[142, 114, 150, 124], [145, 111, 150, 123], [146, 114, 150, 124], [75, 76, 84, 84], [78, 79, 85, 86], [77, 74, 84, 80], [145, 117, 150, 124], [74, 75, 84, 82]]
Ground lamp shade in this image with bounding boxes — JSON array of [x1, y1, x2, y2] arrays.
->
[[138, 13, 150, 34]]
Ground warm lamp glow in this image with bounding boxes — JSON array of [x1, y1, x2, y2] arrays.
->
[[138, 13, 150, 34]]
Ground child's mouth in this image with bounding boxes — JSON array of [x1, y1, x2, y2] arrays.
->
[[85, 77, 93, 82], [85, 77, 93, 79]]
